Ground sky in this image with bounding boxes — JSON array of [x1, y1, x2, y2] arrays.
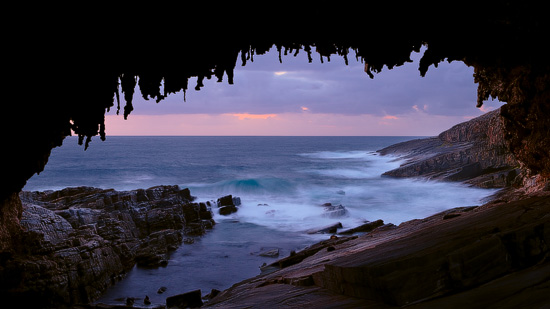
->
[[104, 47, 504, 136]]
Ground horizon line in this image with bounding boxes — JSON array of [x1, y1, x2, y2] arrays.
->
[[69, 135, 431, 138]]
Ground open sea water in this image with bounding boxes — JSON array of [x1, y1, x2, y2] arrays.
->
[[24, 136, 497, 306]]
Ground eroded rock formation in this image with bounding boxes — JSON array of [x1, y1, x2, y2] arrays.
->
[[205, 193, 550, 308], [378, 108, 522, 188], [1, 185, 214, 307], [203, 109, 550, 308]]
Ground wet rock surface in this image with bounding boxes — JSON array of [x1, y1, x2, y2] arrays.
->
[[203, 109, 550, 308], [320, 203, 348, 219], [337, 219, 385, 235], [216, 195, 239, 216], [206, 192, 550, 308], [166, 289, 203, 308], [2, 185, 216, 307]]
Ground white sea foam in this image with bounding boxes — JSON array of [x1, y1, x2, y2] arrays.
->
[[36, 136, 498, 305], [299, 150, 375, 160], [204, 151, 497, 233]]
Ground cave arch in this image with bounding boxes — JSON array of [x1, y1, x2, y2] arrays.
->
[[3, 2, 550, 251]]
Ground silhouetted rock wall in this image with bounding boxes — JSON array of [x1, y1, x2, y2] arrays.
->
[[7, 2, 550, 204]]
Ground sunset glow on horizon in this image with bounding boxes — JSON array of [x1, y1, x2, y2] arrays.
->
[[103, 111, 482, 137], [100, 47, 504, 137]]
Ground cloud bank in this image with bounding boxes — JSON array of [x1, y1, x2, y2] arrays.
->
[[106, 47, 504, 136]]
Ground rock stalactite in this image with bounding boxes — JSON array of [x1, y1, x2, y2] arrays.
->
[[6, 3, 550, 205]]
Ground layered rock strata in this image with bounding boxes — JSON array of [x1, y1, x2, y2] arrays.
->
[[205, 192, 550, 308], [1, 185, 215, 307], [378, 108, 521, 188], [203, 109, 550, 308]]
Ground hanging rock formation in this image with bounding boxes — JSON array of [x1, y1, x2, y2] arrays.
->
[[6, 2, 550, 207]]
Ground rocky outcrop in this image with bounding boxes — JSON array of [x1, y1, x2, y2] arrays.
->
[[205, 192, 550, 308], [166, 289, 203, 308], [337, 219, 384, 235], [320, 203, 348, 219], [378, 108, 521, 188], [216, 195, 240, 216], [202, 108, 550, 308], [1, 185, 215, 308]]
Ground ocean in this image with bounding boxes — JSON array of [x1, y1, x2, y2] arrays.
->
[[24, 136, 497, 306]]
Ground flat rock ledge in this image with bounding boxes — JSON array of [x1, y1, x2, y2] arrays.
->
[[3, 185, 216, 307], [205, 191, 550, 308]]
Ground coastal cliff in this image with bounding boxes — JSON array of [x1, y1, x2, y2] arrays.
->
[[378, 108, 520, 188]]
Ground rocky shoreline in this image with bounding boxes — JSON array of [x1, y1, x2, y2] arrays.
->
[[204, 190, 550, 308], [201, 109, 550, 308], [377, 109, 520, 189], [5, 185, 220, 308], [4, 109, 550, 308]]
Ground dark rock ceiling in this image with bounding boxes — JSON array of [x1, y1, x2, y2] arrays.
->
[[5, 2, 550, 202]]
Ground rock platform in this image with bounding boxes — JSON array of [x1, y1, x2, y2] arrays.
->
[[206, 191, 550, 308]]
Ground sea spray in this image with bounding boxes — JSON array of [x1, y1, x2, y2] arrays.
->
[[24, 136, 498, 306]]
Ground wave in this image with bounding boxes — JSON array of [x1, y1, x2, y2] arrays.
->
[[188, 177, 296, 196], [121, 173, 155, 184], [301, 168, 369, 179], [298, 150, 377, 160]]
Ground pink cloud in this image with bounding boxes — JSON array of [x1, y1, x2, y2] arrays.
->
[[229, 113, 278, 120], [104, 112, 472, 136]]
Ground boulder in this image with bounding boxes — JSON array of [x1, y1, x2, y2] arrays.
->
[[166, 289, 203, 308], [217, 195, 234, 207], [232, 196, 241, 206], [203, 288, 221, 300], [321, 204, 348, 218], [219, 205, 238, 216], [259, 248, 280, 258], [217, 195, 240, 216], [338, 219, 385, 235]]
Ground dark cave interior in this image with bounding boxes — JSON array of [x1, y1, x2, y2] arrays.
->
[[4, 1, 550, 240], [1, 3, 550, 307]]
